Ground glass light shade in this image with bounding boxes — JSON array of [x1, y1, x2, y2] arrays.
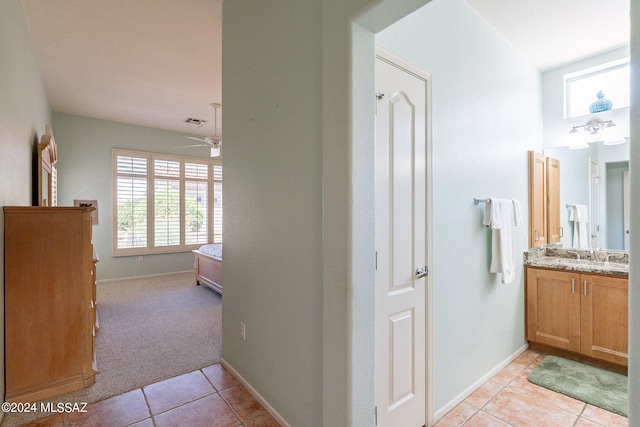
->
[[210, 146, 221, 157], [602, 122, 626, 145], [567, 128, 588, 149]]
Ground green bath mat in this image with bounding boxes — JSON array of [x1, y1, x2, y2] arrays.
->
[[528, 355, 628, 417]]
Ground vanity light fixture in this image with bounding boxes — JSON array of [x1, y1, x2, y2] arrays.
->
[[567, 118, 627, 149], [567, 127, 588, 150]]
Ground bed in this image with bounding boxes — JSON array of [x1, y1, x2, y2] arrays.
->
[[193, 243, 223, 294]]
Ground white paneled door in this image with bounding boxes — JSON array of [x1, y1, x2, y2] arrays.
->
[[375, 49, 430, 427]]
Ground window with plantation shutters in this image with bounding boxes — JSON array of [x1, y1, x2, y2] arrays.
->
[[115, 154, 149, 251], [185, 162, 209, 245], [213, 165, 223, 243], [113, 149, 222, 256]]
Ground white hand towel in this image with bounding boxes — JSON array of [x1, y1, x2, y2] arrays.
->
[[512, 199, 523, 226], [569, 204, 589, 249], [484, 198, 520, 284]]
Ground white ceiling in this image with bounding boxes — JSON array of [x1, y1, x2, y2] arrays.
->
[[22, 0, 223, 138], [466, 0, 630, 71], [22, 0, 629, 138]]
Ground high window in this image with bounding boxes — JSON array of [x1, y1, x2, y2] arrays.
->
[[113, 149, 222, 256], [564, 57, 630, 118]]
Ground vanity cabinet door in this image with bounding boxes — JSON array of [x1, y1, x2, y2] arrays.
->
[[546, 157, 561, 244], [526, 268, 581, 352], [580, 275, 628, 366], [528, 151, 548, 247]]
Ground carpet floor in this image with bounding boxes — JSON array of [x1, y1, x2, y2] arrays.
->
[[527, 355, 628, 417], [2, 270, 222, 427]]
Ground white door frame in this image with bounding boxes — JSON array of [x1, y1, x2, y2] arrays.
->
[[375, 45, 434, 426]]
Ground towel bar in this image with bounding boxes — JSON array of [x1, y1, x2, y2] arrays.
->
[[474, 198, 490, 205]]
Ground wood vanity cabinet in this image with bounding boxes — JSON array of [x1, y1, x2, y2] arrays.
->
[[4, 206, 97, 403], [526, 267, 628, 370]]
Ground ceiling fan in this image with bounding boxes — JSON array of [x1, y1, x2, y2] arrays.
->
[[177, 103, 222, 157]]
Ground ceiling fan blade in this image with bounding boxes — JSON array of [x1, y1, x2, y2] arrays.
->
[[184, 136, 210, 144], [173, 144, 209, 148]]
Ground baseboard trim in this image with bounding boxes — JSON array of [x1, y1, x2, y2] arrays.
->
[[97, 269, 195, 284], [221, 358, 291, 427], [434, 344, 529, 421]]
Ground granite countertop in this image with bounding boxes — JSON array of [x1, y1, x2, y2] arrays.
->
[[524, 247, 629, 278]]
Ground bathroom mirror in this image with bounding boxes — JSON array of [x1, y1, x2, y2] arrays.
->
[[543, 140, 629, 250]]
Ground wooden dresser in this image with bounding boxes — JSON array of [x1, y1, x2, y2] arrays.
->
[[4, 206, 98, 403]]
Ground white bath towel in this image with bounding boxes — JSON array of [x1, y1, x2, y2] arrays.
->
[[569, 204, 589, 249], [482, 198, 522, 284]]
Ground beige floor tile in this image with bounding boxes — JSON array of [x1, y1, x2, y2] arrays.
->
[[511, 349, 541, 368], [67, 389, 150, 427], [575, 417, 607, 427], [491, 362, 526, 387], [21, 413, 66, 427], [483, 388, 578, 426], [465, 410, 512, 426], [153, 394, 241, 427], [508, 371, 585, 414], [243, 411, 282, 427], [203, 364, 241, 391], [464, 380, 504, 409], [142, 371, 216, 415], [220, 384, 267, 422], [581, 405, 628, 427], [127, 419, 155, 427], [434, 402, 477, 426], [143, 370, 216, 415]]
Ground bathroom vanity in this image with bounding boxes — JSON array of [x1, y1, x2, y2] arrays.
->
[[524, 247, 628, 373]]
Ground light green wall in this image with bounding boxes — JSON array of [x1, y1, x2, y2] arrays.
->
[[52, 113, 212, 280], [0, 0, 52, 405], [221, 2, 323, 426], [376, 0, 542, 413]]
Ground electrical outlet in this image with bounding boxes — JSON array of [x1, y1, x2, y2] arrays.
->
[[240, 322, 246, 341], [138, 256, 144, 262]]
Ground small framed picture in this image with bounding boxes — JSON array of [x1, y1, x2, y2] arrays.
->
[[74, 199, 98, 224]]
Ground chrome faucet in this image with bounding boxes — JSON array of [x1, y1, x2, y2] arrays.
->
[[566, 251, 580, 260], [604, 253, 618, 263]]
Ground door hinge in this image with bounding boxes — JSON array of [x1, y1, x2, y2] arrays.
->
[[375, 251, 378, 270], [374, 405, 377, 426]]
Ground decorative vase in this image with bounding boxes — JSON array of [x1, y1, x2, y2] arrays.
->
[[589, 90, 613, 113]]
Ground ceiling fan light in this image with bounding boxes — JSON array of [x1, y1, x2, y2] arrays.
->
[[210, 146, 220, 157]]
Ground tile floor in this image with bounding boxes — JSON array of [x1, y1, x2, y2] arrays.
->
[[19, 349, 628, 427], [435, 349, 628, 427], [21, 364, 280, 427]]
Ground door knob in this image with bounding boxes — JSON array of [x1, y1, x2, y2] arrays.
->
[[415, 266, 429, 279]]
